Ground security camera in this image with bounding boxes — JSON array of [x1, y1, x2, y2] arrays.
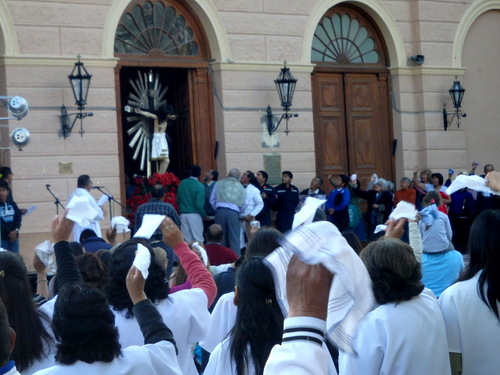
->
[[410, 55, 425, 65]]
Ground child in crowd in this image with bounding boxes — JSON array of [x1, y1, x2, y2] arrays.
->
[[419, 191, 464, 297]]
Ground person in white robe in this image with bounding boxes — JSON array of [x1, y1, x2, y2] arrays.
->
[[106, 218, 216, 375], [33, 214, 182, 375], [204, 256, 283, 375], [264, 254, 333, 375], [68, 174, 105, 242], [239, 171, 264, 248], [439, 209, 500, 375], [339, 238, 451, 375]]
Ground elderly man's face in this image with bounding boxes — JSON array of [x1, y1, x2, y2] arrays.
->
[[310, 177, 321, 191]]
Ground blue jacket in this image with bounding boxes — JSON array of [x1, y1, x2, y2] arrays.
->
[[81, 236, 112, 253]]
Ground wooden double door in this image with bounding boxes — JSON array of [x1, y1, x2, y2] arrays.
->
[[312, 71, 394, 191]]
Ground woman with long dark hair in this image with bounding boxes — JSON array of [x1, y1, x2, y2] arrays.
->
[[0, 251, 55, 374], [439, 209, 500, 375], [204, 256, 283, 375], [106, 217, 216, 375], [200, 227, 283, 356]]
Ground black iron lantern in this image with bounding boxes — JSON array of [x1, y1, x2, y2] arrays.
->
[[266, 61, 299, 136], [449, 79, 465, 109], [60, 55, 93, 138], [69, 56, 92, 109], [275, 63, 297, 109], [443, 76, 466, 131]]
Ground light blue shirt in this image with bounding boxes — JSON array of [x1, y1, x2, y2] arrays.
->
[[422, 250, 464, 298]]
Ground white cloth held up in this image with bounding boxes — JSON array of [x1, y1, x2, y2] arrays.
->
[[66, 195, 99, 227], [133, 243, 151, 279], [292, 197, 327, 229], [264, 221, 375, 355], [35, 240, 56, 273], [374, 201, 419, 233], [192, 242, 209, 267], [133, 214, 165, 239], [446, 174, 500, 196], [111, 216, 131, 233]]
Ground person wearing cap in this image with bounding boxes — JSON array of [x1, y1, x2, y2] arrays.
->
[[0, 167, 14, 199], [0, 179, 21, 253]]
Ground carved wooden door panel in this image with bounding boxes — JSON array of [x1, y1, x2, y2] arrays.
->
[[313, 72, 393, 192], [312, 72, 349, 190]]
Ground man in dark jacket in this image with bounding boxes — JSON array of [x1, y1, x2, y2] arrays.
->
[[79, 229, 113, 253], [273, 171, 299, 233]]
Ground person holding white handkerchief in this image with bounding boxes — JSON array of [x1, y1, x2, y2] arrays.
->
[[34, 212, 183, 375], [107, 217, 217, 375], [67, 175, 106, 242]]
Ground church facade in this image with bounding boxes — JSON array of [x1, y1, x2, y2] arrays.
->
[[0, 0, 498, 256]]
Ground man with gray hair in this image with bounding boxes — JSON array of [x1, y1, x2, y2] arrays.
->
[[210, 168, 246, 255]]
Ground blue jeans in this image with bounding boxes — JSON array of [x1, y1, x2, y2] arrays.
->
[[1, 239, 19, 253]]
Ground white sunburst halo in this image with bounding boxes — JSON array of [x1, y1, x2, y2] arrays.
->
[[125, 71, 168, 172]]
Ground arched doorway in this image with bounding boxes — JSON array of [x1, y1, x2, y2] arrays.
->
[[114, 0, 216, 180], [311, 4, 394, 191]]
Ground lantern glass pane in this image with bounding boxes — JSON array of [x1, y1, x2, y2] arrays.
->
[[449, 81, 465, 109], [70, 78, 80, 104], [80, 78, 91, 104]]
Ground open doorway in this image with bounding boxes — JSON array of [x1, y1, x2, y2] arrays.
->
[[119, 66, 193, 179]]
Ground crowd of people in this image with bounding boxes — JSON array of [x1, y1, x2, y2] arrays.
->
[[0, 163, 498, 375]]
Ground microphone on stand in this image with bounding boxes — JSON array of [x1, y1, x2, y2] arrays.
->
[[46, 184, 50, 188], [133, 174, 146, 179], [92, 186, 105, 189]]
